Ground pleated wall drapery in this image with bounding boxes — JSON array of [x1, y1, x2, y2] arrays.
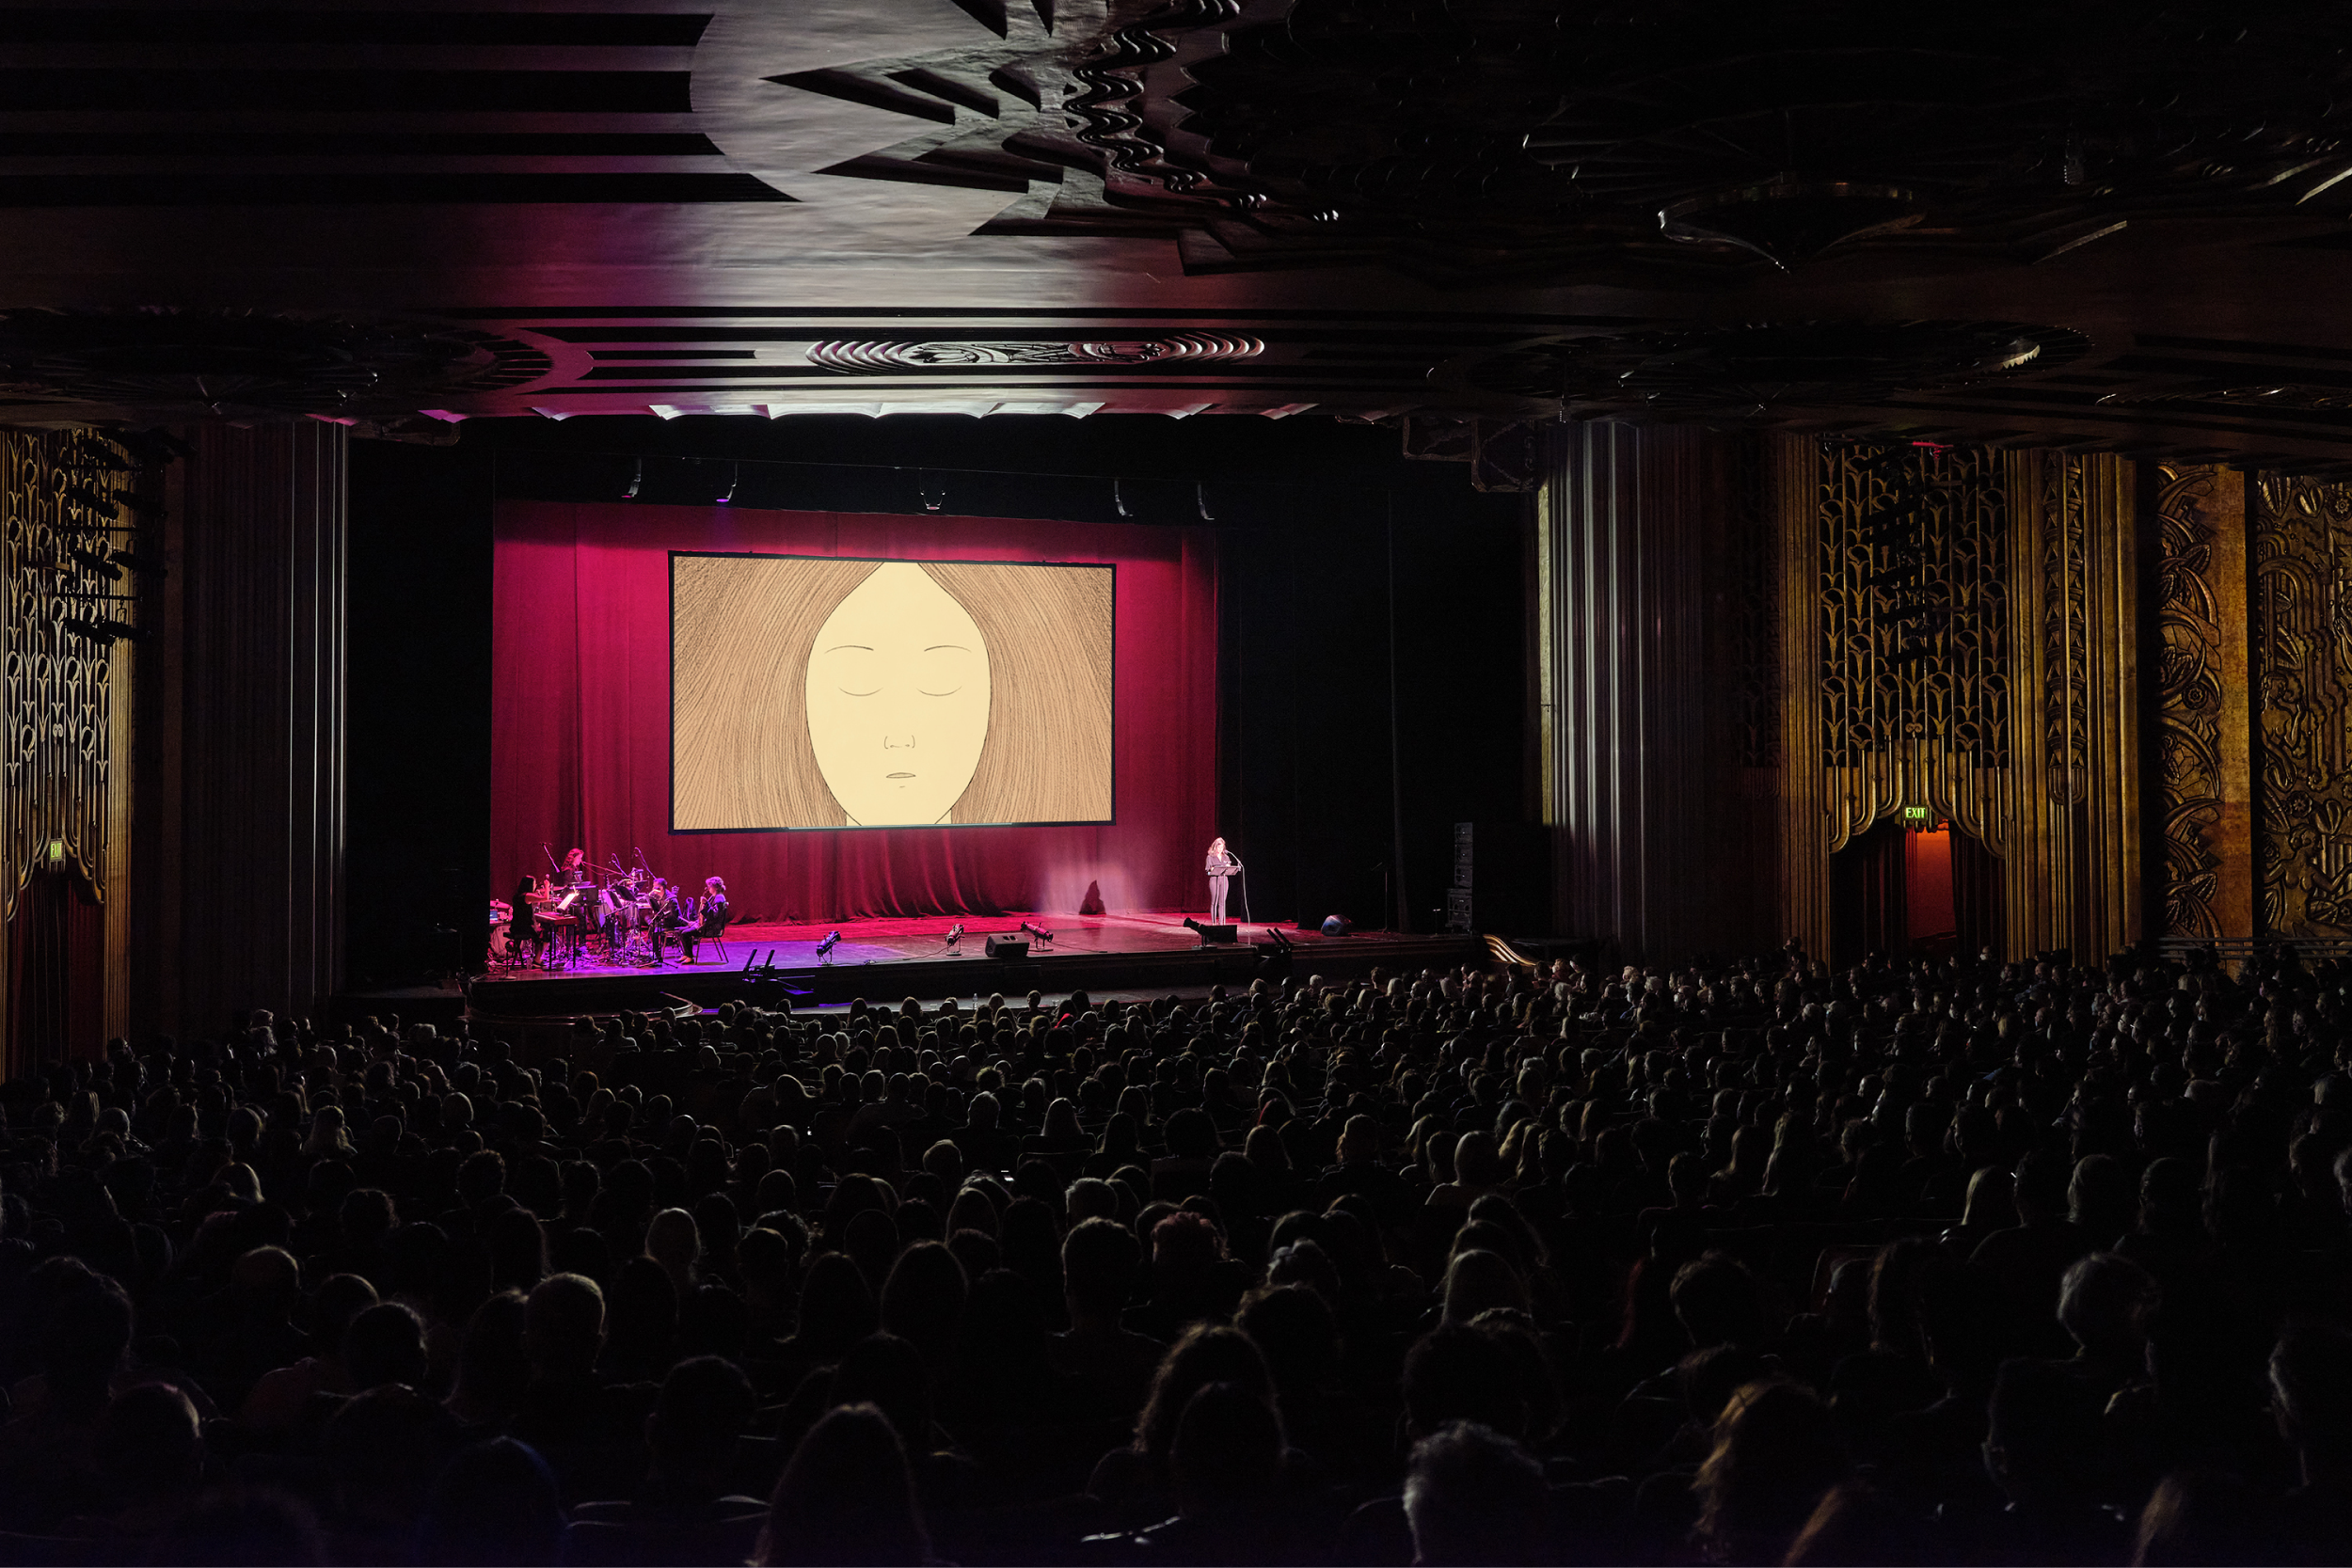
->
[[1951, 828, 2007, 959], [1830, 820, 1909, 968], [1540, 424, 1782, 961], [8, 867, 104, 1064], [489, 501, 1219, 922], [134, 421, 347, 1037]]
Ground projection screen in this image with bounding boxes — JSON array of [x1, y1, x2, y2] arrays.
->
[[671, 553, 1115, 831]]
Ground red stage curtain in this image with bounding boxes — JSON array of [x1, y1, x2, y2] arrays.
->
[[1830, 820, 1908, 968], [8, 866, 105, 1068], [490, 501, 1218, 922], [1951, 828, 2005, 959]]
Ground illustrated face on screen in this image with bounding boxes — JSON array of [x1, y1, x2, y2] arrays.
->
[[803, 562, 993, 825]]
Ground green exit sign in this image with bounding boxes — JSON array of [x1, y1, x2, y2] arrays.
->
[[1902, 805, 1931, 825]]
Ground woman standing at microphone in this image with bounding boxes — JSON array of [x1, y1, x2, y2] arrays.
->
[[1205, 837, 1240, 924]]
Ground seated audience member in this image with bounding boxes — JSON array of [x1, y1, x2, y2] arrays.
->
[[415, 1436, 568, 1567], [754, 1402, 932, 1567], [2270, 1322, 2352, 1563], [1402, 1420, 1549, 1567], [1096, 1379, 1298, 1561], [568, 1354, 767, 1566], [324, 1385, 467, 1564], [1692, 1380, 1850, 1567]]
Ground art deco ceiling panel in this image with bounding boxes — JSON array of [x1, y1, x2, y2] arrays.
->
[[0, 0, 2349, 467]]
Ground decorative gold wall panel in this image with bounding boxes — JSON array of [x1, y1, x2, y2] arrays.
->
[[0, 429, 137, 1048], [1814, 443, 2013, 850], [2013, 451, 2140, 958], [1779, 443, 2140, 960], [2253, 473, 2352, 939], [2153, 464, 2255, 940]]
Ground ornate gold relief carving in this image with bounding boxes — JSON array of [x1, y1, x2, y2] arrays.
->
[[2253, 474, 2352, 939], [1816, 443, 2011, 853], [2043, 455, 2090, 806], [2153, 464, 2253, 942], [0, 430, 132, 918], [1788, 443, 2141, 959]]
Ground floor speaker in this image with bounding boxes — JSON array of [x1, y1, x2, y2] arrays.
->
[[1198, 923, 1237, 943], [984, 934, 1029, 959]]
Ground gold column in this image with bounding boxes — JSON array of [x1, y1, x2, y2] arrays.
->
[[2083, 456, 2144, 953], [1772, 434, 1831, 959], [2152, 464, 2256, 940], [2006, 453, 2143, 957]]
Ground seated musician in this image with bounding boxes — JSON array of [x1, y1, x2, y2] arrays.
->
[[684, 876, 730, 961], [646, 879, 683, 962]]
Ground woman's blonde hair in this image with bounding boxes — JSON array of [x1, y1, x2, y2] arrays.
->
[[672, 554, 1113, 830]]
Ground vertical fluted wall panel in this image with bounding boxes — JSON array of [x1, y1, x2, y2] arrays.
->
[[158, 423, 346, 1032], [1771, 435, 1832, 960], [1545, 424, 1772, 961]]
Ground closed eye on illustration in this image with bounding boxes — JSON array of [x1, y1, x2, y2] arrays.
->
[[919, 643, 973, 696], [820, 644, 880, 696]]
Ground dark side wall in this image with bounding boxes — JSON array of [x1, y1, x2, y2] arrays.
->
[[342, 413, 1526, 984], [344, 438, 493, 990], [1226, 499, 1527, 931]]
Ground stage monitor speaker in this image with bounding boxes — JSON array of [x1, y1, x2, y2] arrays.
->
[[1199, 923, 1237, 944], [984, 934, 1029, 959]]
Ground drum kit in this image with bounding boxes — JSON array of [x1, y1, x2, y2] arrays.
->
[[487, 852, 698, 973]]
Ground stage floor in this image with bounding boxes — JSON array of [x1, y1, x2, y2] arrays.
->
[[467, 910, 1480, 1020], [494, 910, 1243, 979]]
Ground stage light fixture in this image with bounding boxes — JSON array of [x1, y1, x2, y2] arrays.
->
[[623, 458, 643, 500], [918, 476, 945, 512], [717, 463, 738, 504], [1114, 478, 1132, 518]]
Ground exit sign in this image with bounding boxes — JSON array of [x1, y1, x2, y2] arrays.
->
[[1902, 805, 1931, 826]]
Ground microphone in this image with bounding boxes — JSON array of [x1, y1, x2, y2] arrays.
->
[[1021, 920, 1056, 944]]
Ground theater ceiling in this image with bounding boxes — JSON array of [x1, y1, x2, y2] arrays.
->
[[3, 0, 2352, 470]]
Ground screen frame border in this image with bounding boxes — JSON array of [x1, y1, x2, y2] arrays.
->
[[666, 547, 1120, 834]]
